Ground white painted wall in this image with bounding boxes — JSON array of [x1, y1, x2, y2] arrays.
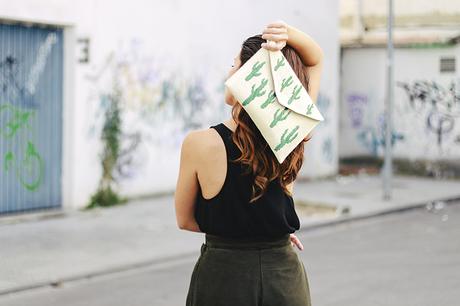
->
[[340, 45, 460, 160], [1, 0, 340, 209]]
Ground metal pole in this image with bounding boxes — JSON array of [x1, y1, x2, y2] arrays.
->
[[383, 0, 394, 200]]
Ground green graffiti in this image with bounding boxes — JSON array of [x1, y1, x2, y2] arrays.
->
[[288, 85, 301, 105], [281, 76, 293, 92], [261, 90, 276, 109], [4, 151, 13, 172], [275, 125, 299, 151], [306, 103, 314, 115], [270, 107, 292, 128], [242, 78, 268, 106], [1, 102, 44, 191], [0, 103, 34, 138], [245, 61, 266, 82], [21, 141, 44, 191], [274, 57, 285, 71], [3, 141, 44, 191]]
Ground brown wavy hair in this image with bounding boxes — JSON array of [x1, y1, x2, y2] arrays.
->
[[230, 34, 312, 203]]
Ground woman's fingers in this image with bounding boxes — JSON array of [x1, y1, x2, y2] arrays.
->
[[290, 234, 304, 251], [261, 32, 288, 51], [261, 33, 288, 42], [261, 20, 289, 51], [261, 42, 273, 51], [263, 27, 287, 35], [261, 40, 285, 51], [266, 20, 288, 29]]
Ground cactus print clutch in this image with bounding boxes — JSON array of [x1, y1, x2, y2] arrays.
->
[[224, 47, 324, 163]]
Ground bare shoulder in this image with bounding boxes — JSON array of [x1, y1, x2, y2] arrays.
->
[[181, 127, 223, 159]]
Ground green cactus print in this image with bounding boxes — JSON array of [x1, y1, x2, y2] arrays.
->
[[306, 103, 314, 115], [281, 76, 293, 92], [288, 85, 301, 104], [274, 57, 285, 71], [270, 107, 292, 128], [274, 125, 300, 151], [261, 90, 276, 109], [242, 78, 268, 106], [245, 61, 266, 82]]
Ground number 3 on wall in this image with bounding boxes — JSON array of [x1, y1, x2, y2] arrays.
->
[[77, 37, 90, 64]]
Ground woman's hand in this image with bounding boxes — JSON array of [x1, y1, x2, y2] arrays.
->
[[261, 20, 289, 51], [290, 233, 304, 251]]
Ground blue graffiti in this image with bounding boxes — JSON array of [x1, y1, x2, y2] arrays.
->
[[322, 137, 333, 163], [357, 127, 404, 156], [316, 93, 330, 124]]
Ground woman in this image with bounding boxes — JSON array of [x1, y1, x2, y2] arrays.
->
[[175, 20, 323, 306]]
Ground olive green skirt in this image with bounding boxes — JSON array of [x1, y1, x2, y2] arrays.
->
[[186, 233, 312, 306]]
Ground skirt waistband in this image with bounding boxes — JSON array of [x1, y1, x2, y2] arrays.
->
[[205, 233, 291, 250]]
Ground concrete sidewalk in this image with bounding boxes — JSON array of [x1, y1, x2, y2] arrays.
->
[[1, 174, 459, 295], [295, 173, 460, 227]]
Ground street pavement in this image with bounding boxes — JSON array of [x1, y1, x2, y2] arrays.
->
[[0, 199, 458, 306], [1, 173, 459, 303]]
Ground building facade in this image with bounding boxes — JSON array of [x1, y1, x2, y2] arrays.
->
[[0, 0, 340, 214], [339, 0, 460, 162]]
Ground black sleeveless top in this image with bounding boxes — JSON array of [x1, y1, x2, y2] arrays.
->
[[194, 122, 300, 239]]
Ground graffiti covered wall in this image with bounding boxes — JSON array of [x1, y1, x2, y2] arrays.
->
[[78, 0, 340, 202], [340, 45, 460, 160], [1, 0, 339, 209]]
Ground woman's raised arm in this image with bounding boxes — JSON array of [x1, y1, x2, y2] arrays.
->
[[286, 24, 324, 67], [261, 21, 324, 102], [286, 24, 324, 103]]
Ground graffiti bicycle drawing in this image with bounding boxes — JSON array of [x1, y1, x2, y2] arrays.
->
[[0, 102, 44, 191]]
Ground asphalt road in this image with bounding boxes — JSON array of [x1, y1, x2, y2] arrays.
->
[[1, 201, 459, 306]]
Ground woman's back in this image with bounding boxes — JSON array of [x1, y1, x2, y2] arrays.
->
[[194, 122, 300, 239], [181, 22, 318, 306]]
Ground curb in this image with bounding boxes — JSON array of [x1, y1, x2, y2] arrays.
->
[[298, 196, 460, 233], [0, 250, 199, 296]]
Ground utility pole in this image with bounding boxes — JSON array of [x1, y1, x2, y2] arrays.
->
[[383, 0, 394, 200]]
